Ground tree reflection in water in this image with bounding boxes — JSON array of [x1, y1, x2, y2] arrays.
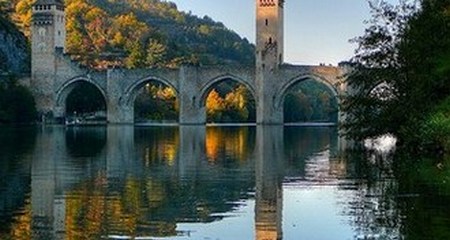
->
[[1, 126, 450, 239]]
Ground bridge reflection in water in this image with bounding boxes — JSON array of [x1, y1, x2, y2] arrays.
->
[[25, 125, 343, 239], [255, 126, 284, 240]]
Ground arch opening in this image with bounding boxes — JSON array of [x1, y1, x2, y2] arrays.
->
[[201, 79, 256, 124], [61, 81, 107, 124], [132, 81, 179, 124], [282, 78, 339, 124]]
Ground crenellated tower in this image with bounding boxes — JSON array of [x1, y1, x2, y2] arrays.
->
[[31, 0, 66, 118], [256, 0, 284, 69], [256, 0, 285, 124]]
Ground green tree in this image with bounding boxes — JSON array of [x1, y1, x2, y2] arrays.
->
[[125, 41, 145, 68], [341, 0, 450, 147], [134, 83, 178, 122], [0, 76, 36, 123], [341, 0, 415, 139], [223, 85, 250, 121], [0, 0, 10, 17], [283, 80, 338, 123], [146, 38, 166, 67]]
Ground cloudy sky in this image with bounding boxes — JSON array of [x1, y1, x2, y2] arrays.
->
[[170, 0, 398, 65]]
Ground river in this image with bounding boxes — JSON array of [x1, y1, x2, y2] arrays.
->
[[0, 126, 449, 239]]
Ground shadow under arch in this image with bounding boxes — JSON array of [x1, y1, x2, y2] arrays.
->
[[275, 74, 340, 109], [198, 74, 257, 108], [275, 74, 340, 123], [65, 127, 107, 158], [55, 76, 107, 117]]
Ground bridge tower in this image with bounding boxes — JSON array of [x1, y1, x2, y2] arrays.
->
[[31, 0, 66, 119], [256, 0, 285, 124]]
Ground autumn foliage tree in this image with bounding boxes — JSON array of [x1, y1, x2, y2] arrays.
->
[[134, 83, 178, 122], [9, 0, 254, 69], [206, 83, 255, 123]]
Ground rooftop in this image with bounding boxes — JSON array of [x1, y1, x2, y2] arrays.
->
[[34, 0, 64, 6]]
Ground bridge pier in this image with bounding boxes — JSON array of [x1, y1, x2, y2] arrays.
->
[[53, 106, 65, 120], [107, 103, 133, 124], [107, 69, 134, 124], [179, 126, 206, 177], [255, 126, 284, 239], [29, 0, 347, 126], [179, 66, 206, 125], [256, 70, 284, 125], [31, 127, 68, 239]]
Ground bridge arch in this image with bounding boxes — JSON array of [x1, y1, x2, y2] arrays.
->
[[197, 74, 257, 123], [55, 76, 107, 118], [275, 74, 341, 123], [121, 76, 179, 107], [198, 74, 256, 108], [275, 74, 340, 109]]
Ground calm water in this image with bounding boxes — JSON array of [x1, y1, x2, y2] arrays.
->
[[0, 126, 450, 240]]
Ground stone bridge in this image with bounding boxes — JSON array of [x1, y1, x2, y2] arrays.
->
[[30, 0, 347, 124], [48, 51, 345, 124]]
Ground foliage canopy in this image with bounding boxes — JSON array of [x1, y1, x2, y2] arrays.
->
[[341, 0, 450, 149], [8, 0, 255, 69], [0, 75, 36, 124]]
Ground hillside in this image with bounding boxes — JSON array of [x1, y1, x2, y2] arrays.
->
[[9, 0, 255, 69], [0, 15, 29, 75]]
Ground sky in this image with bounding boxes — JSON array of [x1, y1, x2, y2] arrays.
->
[[170, 0, 398, 66]]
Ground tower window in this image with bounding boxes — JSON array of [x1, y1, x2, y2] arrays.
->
[[265, 19, 268, 26], [269, 37, 272, 44]]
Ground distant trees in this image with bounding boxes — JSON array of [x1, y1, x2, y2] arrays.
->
[[134, 83, 178, 122], [206, 83, 255, 123], [8, 0, 255, 69], [0, 0, 10, 17], [284, 80, 338, 123], [132, 79, 337, 124], [11, 0, 33, 37]]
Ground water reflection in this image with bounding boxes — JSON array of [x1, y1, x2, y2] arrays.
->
[[24, 126, 258, 239], [255, 126, 283, 240], [205, 127, 255, 163], [0, 127, 35, 239], [1, 125, 450, 239]]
